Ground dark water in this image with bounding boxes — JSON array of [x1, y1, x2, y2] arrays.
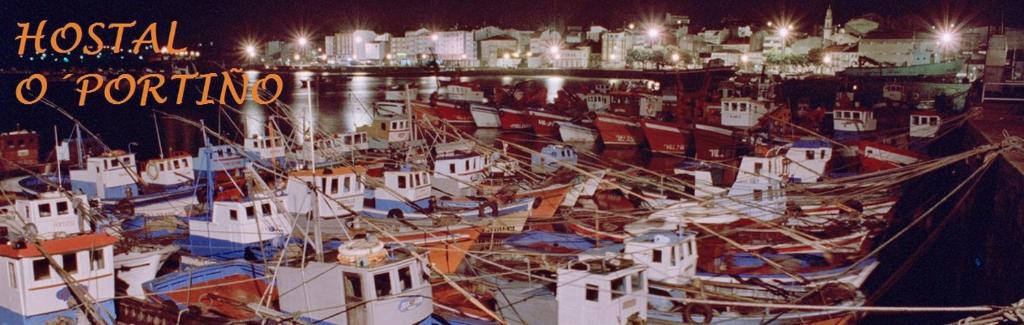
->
[[2, 71, 682, 171]]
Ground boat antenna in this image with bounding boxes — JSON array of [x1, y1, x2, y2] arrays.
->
[[152, 111, 165, 159], [54, 125, 62, 189]]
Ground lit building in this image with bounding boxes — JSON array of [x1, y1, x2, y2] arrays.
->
[[601, 32, 630, 68], [551, 45, 591, 68], [434, 30, 478, 67], [858, 33, 939, 66], [480, 35, 519, 68], [822, 5, 834, 46]]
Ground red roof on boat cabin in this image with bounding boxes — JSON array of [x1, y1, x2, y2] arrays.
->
[[0, 234, 117, 258]]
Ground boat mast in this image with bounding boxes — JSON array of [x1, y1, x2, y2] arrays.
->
[[306, 78, 324, 262], [152, 111, 165, 159], [74, 123, 84, 166], [54, 125, 62, 188]]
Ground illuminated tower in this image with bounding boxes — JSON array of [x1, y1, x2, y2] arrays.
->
[[823, 5, 834, 46]]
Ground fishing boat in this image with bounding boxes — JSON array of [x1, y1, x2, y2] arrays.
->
[[856, 141, 925, 172], [142, 260, 274, 321], [498, 108, 532, 130], [362, 167, 533, 220], [556, 121, 599, 143], [691, 123, 742, 161], [433, 150, 486, 197], [0, 192, 118, 324], [434, 100, 476, 125], [439, 83, 487, 103], [113, 243, 178, 299], [639, 119, 690, 154], [594, 112, 644, 146], [530, 144, 578, 174], [242, 135, 286, 168], [0, 129, 39, 174], [275, 239, 435, 324], [469, 103, 500, 128]]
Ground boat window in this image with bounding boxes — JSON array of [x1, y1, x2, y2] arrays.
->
[[38, 203, 52, 218], [374, 272, 392, 297], [330, 178, 339, 194], [173, 160, 180, 169], [912, 116, 919, 125], [670, 247, 677, 266], [183, 159, 189, 168], [159, 163, 166, 171], [805, 150, 815, 160], [652, 249, 662, 263], [929, 117, 938, 126], [33, 259, 50, 281], [464, 160, 470, 170], [380, 122, 386, 130], [344, 176, 351, 192], [229, 209, 239, 221], [852, 112, 861, 119], [585, 284, 599, 302], [611, 277, 626, 299], [397, 175, 407, 189], [753, 162, 763, 175], [62, 253, 77, 274], [56, 201, 69, 215], [753, 189, 763, 201], [8, 262, 16, 288], [631, 272, 644, 292], [123, 157, 131, 166], [398, 266, 413, 292], [245, 206, 255, 220], [262, 203, 272, 216], [343, 272, 363, 301], [449, 163, 456, 174], [820, 150, 827, 159]]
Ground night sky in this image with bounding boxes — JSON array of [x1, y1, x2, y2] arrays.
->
[[2, 0, 1022, 57]]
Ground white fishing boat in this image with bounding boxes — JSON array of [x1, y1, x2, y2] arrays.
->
[[113, 243, 178, 299], [531, 144, 578, 174]]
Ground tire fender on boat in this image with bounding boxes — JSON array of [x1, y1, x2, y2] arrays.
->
[[682, 303, 713, 324]]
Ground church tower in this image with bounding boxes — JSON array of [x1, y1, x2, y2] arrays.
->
[[822, 4, 834, 46]]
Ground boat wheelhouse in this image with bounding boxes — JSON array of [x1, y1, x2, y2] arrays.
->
[[623, 229, 698, 285], [336, 131, 370, 152], [0, 130, 39, 173], [882, 83, 905, 102], [433, 151, 485, 197], [784, 140, 833, 183], [360, 115, 413, 149], [284, 167, 366, 218], [910, 110, 941, 138], [581, 93, 610, 112], [0, 193, 116, 324], [556, 258, 648, 325], [276, 239, 433, 324], [832, 107, 878, 135], [243, 135, 286, 167], [531, 144, 578, 174], [608, 91, 642, 116], [720, 97, 770, 129], [369, 168, 432, 217], [69, 150, 139, 200], [187, 197, 294, 260], [193, 144, 248, 181], [440, 83, 486, 103], [141, 154, 193, 187]]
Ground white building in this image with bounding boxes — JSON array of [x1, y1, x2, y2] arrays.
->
[[480, 35, 520, 67], [552, 46, 591, 68], [858, 34, 938, 66], [435, 30, 478, 66], [601, 32, 630, 68]]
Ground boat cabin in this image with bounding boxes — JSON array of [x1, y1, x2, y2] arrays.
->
[[609, 92, 641, 116], [141, 155, 193, 186], [531, 144, 578, 174], [624, 230, 698, 285], [442, 84, 486, 103], [194, 145, 248, 177], [557, 258, 647, 325], [6, 192, 91, 239], [0, 130, 39, 172], [188, 197, 293, 259], [672, 162, 729, 199], [278, 240, 432, 325], [336, 132, 369, 152], [910, 111, 941, 138], [832, 108, 877, 133], [784, 140, 833, 183], [432, 151, 485, 197], [285, 167, 366, 218], [638, 94, 664, 118], [0, 232, 116, 324], [69, 150, 139, 200], [361, 115, 412, 146], [720, 98, 770, 129], [882, 83, 905, 102], [581, 93, 610, 112], [372, 168, 432, 213], [243, 135, 286, 166]]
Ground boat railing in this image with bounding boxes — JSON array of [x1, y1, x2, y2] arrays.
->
[[981, 82, 1024, 103]]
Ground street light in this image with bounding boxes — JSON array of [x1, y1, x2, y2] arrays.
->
[[647, 28, 660, 39], [549, 46, 559, 55], [431, 34, 439, 41], [298, 37, 308, 47], [822, 55, 832, 64], [244, 45, 256, 58], [671, 53, 680, 62]]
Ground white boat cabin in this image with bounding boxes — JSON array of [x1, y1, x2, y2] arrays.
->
[[188, 197, 293, 249], [624, 230, 697, 285], [374, 101, 407, 116], [362, 116, 412, 145], [285, 167, 366, 218], [833, 108, 878, 132], [244, 135, 286, 163], [720, 98, 770, 129], [531, 144, 578, 174], [69, 150, 139, 200], [7, 192, 91, 239], [432, 151, 485, 197], [441, 84, 486, 103], [336, 132, 369, 152], [557, 258, 648, 325], [194, 145, 248, 174], [783, 140, 833, 183], [374, 169, 433, 211], [882, 83, 905, 102], [910, 111, 941, 138], [277, 239, 433, 325], [581, 93, 610, 112], [142, 155, 193, 186], [672, 163, 728, 199]]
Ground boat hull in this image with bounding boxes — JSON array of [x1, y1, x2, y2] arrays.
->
[[640, 119, 690, 154], [525, 110, 573, 136], [469, 105, 500, 128], [555, 121, 598, 143], [436, 104, 475, 125], [499, 108, 532, 130], [594, 113, 644, 146]]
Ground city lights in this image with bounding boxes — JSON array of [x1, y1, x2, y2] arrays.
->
[[297, 36, 308, 46], [244, 45, 256, 58], [647, 27, 660, 39], [823, 55, 832, 64], [671, 53, 680, 62]]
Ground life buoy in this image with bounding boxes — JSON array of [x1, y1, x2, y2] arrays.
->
[[145, 164, 159, 180], [682, 303, 713, 324], [387, 209, 405, 219]]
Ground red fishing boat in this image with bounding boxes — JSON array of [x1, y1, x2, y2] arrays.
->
[[856, 141, 926, 172], [525, 109, 574, 136], [692, 123, 741, 161], [594, 112, 644, 146], [639, 119, 690, 154], [499, 108, 532, 130]]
